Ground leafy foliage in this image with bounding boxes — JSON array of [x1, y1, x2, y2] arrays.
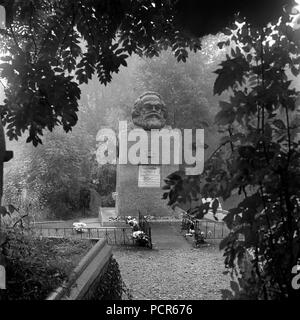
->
[[0, 1, 297, 146], [30, 129, 97, 218], [174, 0, 296, 37], [0, 230, 92, 300], [136, 39, 225, 130], [0, 0, 201, 146], [135, 38, 228, 167], [91, 164, 116, 207], [3, 127, 98, 219], [89, 256, 130, 300], [163, 9, 300, 299]]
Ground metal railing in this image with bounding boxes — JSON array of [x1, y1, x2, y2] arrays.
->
[[194, 219, 230, 239], [181, 214, 230, 240], [181, 214, 194, 231], [33, 227, 135, 245]]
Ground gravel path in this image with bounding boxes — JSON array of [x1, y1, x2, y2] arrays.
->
[[113, 222, 230, 300]]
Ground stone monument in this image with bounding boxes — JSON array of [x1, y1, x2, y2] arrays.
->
[[116, 92, 179, 218]]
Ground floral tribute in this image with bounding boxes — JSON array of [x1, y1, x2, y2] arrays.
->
[[126, 216, 150, 247]]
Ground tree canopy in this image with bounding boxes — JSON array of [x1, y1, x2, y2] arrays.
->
[[0, 0, 297, 145]]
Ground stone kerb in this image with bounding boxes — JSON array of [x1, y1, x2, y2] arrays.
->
[[47, 239, 112, 300]]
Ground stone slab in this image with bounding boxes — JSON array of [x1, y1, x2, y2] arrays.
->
[[116, 163, 178, 217]]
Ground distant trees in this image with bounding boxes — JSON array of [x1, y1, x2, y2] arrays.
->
[[135, 35, 226, 158], [4, 128, 95, 219]]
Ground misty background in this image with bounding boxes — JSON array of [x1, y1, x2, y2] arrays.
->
[[0, 33, 298, 222]]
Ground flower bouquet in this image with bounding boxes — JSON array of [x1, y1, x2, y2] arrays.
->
[[72, 222, 88, 233], [132, 230, 150, 247], [194, 231, 206, 246], [127, 217, 139, 231]]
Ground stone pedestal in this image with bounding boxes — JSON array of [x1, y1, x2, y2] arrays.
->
[[115, 92, 179, 218], [116, 162, 178, 218]]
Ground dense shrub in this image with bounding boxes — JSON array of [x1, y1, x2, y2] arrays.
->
[[4, 128, 97, 221], [0, 230, 92, 300], [100, 194, 115, 208], [90, 257, 130, 300], [163, 8, 300, 299]]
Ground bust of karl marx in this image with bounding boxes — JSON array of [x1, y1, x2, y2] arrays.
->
[[132, 92, 168, 130]]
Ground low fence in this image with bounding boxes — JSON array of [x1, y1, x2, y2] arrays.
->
[[33, 226, 135, 245], [181, 215, 230, 240], [181, 215, 194, 231], [194, 219, 230, 239]]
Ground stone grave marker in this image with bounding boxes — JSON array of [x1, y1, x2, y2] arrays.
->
[[116, 92, 179, 218]]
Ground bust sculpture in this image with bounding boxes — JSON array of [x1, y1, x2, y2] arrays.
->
[[132, 91, 167, 130], [116, 92, 179, 219]]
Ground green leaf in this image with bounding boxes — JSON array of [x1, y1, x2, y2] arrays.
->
[[211, 198, 219, 214], [273, 119, 286, 130], [219, 235, 231, 250], [8, 204, 18, 214], [291, 65, 299, 77], [217, 42, 226, 49], [246, 54, 252, 62], [223, 28, 232, 36], [0, 234, 7, 247], [214, 56, 249, 95], [53, 67, 64, 73], [219, 101, 233, 111], [0, 206, 9, 217], [215, 109, 235, 125], [162, 192, 169, 199], [0, 56, 12, 61]]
